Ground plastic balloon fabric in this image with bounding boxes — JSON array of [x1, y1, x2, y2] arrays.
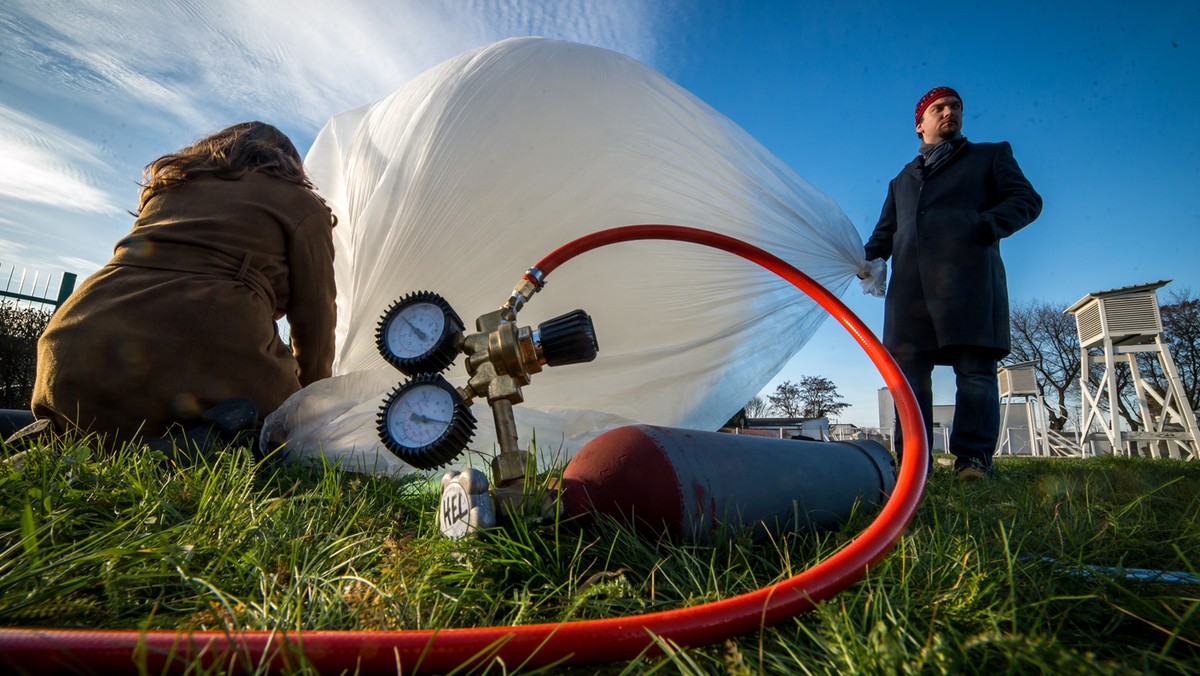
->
[[263, 37, 867, 474]]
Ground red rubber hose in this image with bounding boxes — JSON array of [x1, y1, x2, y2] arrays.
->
[[0, 224, 927, 674]]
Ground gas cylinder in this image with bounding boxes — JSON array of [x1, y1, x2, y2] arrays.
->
[[560, 425, 896, 542]]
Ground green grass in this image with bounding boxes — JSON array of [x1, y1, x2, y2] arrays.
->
[[1, 437, 1198, 674]]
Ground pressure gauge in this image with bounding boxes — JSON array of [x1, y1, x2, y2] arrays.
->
[[376, 291, 465, 375], [377, 374, 476, 469]]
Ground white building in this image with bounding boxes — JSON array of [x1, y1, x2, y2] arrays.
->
[[877, 386, 1079, 456], [876, 387, 1041, 455], [733, 416, 830, 441]]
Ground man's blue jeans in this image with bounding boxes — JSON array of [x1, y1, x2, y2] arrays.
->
[[892, 348, 1000, 472]]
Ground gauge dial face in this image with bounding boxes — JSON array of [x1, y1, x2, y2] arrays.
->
[[376, 291, 464, 375], [384, 381, 456, 448], [378, 374, 476, 469], [384, 302, 447, 359]]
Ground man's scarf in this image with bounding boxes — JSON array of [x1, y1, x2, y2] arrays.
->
[[919, 135, 965, 175]]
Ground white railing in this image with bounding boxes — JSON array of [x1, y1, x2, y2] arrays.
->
[[0, 263, 76, 309]]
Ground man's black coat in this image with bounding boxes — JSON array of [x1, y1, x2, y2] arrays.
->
[[864, 139, 1042, 358]]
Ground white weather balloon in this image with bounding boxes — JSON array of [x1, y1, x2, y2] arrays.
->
[[263, 37, 868, 474]]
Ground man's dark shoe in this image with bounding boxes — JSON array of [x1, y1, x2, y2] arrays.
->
[[957, 466, 987, 481]]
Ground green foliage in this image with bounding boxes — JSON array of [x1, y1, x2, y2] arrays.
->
[[0, 301, 51, 409], [1, 437, 1198, 674]]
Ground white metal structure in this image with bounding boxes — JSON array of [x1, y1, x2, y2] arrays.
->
[[0, 263, 76, 310], [996, 360, 1081, 457], [1065, 281, 1199, 460]]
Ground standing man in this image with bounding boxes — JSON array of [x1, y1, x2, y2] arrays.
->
[[863, 86, 1042, 480]]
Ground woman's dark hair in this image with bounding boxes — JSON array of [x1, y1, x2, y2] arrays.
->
[[137, 121, 315, 214]]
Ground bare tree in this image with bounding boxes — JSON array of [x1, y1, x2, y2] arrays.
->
[[1009, 296, 1198, 434], [1136, 287, 1200, 414], [767, 377, 849, 419], [724, 394, 770, 429], [767, 380, 804, 417], [744, 394, 770, 418], [797, 375, 850, 418], [1007, 299, 1081, 430]]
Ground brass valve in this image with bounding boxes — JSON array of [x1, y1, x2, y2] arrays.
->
[[456, 306, 598, 508], [458, 307, 599, 416], [376, 285, 597, 533]]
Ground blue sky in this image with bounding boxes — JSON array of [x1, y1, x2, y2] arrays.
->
[[2, 0, 1198, 427]]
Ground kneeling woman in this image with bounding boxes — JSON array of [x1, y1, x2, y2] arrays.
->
[[32, 121, 336, 453]]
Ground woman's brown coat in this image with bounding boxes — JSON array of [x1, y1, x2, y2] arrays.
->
[[33, 172, 336, 439]]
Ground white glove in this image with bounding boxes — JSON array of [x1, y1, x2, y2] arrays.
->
[[857, 258, 886, 298]]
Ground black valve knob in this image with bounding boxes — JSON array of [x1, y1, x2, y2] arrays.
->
[[538, 309, 599, 367]]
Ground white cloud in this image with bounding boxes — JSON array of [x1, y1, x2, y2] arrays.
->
[[0, 103, 123, 214], [4, 0, 667, 135], [459, 0, 668, 61], [0, 0, 671, 216], [0, 0, 669, 273]]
